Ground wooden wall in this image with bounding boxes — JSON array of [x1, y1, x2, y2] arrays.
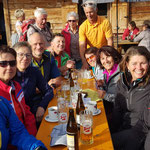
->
[[4, 0, 77, 44]]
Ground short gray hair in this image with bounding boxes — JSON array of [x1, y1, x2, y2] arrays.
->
[[82, 0, 97, 11], [34, 8, 47, 18], [14, 9, 24, 18], [67, 12, 79, 21]]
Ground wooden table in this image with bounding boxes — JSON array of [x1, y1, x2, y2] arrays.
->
[[36, 79, 114, 150], [117, 40, 139, 54]]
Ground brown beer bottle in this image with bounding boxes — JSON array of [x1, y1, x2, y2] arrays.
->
[[76, 92, 85, 129], [69, 69, 74, 89], [67, 109, 79, 150]]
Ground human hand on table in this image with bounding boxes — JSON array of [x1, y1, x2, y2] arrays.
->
[[36, 107, 45, 122], [98, 89, 106, 99]]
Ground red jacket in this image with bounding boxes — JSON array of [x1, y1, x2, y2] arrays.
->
[[61, 24, 71, 56], [122, 27, 139, 40], [0, 80, 37, 136]]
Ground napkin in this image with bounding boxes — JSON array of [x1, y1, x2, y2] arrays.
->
[[50, 123, 67, 147], [82, 89, 102, 101]]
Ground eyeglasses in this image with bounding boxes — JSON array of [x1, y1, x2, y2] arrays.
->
[[86, 55, 95, 62], [82, 2, 96, 7], [0, 60, 16, 67], [68, 20, 76, 23], [17, 53, 32, 59]]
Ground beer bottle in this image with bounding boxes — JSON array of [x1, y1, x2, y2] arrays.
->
[[69, 69, 74, 89], [76, 92, 85, 129], [67, 109, 79, 150]]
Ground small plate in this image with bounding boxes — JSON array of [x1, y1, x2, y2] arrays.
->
[[45, 115, 58, 122], [93, 109, 101, 116]]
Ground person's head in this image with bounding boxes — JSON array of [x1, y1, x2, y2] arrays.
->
[[13, 42, 32, 72], [34, 8, 47, 29], [120, 46, 150, 82], [0, 46, 17, 84], [85, 47, 98, 67], [97, 46, 122, 72], [28, 32, 45, 60], [67, 12, 79, 29], [128, 21, 136, 31], [51, 33, 65, 55], [14, 9, 25, 22], [142, 20, 150, 31], [82, 0, 97, 23]]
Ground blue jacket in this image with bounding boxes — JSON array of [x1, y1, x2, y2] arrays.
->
[[15, 66, 53, 113], [0, 98, 46, 150]]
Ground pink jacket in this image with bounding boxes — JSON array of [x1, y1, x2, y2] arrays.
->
[[0, 80, 37, 136], [122, 27, 139, 40]]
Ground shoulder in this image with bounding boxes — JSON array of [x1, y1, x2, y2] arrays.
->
[[80, 19, 88, 28]]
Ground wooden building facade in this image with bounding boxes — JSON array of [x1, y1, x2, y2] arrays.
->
[[0, 0, 150, 45]]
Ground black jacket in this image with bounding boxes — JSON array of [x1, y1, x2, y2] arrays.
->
[[113, 73, 150, 131]]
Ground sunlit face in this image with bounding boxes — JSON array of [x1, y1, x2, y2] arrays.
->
[[85, 53, 96, 67], [100, 52, 115, 72], [51, 36, 65, 55], [36, 14, 47, 29], [68, 16, 78, 29], [126, 55, 149, 81], [84, 7, 97, 23], [16, 46, 32, 72], [0, 53, 16, 84], [29, 34, 45, 59]]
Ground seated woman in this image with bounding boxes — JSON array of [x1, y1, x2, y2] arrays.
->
[[122, 21, 139, 40], [13, 42, 53, 125], [134, 20, 150, 52], [84, 47, 104, 84], [96, 46, 122, 121], [0, 45, 36, 136], [112, 46, 150, 150]]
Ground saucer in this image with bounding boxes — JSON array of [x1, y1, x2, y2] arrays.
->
[[45, 115, 58, 122], [93, 109, 101, 116]]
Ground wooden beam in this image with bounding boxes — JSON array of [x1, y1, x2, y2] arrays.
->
[[3, 0, 11, 45]]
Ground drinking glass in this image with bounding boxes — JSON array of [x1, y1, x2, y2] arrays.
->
[[61, 79, 70, 102], [80, 110, 93, 145]]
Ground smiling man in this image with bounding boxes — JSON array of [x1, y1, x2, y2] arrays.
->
[[79, 0, 113, 69]]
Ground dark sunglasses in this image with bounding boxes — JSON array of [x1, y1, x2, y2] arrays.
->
[[0, 60, 16, 67], [68, 20, 76, 23]]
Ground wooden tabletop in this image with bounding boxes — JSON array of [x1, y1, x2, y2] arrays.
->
[[118, 40, 139, 45], [36, 79, 114, 150]]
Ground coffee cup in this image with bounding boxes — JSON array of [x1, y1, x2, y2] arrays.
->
[[86, 101, 97, 114], [48, 106, 58, 120]]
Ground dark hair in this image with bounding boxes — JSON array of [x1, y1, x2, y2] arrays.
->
[[84, 47, 98, 58], [143, 20, 150, 29], [0, 45, 16, 59], [13, 41, 32, 53], [97, 46, 122, 69], [51, 33, 65, 42], [129, 21, 136, 29], [120, 46, 150, 85]]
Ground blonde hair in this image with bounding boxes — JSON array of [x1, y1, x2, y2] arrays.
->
[[14, 9, 24, 19]]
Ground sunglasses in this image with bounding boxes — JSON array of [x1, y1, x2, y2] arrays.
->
[[68, 20, 76, 23], [17, 53, 32, 59], [82, 2, 96, 7], [86, 55, 95, 62], [0, 60, 16, 67]]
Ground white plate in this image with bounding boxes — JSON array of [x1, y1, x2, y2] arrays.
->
[[45, 115, 58, 122], [93, 109, 101, 116]]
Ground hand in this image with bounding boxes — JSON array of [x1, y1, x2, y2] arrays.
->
[[98, 89, 106, 99], [96, 79, 104, 88], [36, 107, 45, 122], [66, 60, 75, 69], [82, 62, 89, 70]]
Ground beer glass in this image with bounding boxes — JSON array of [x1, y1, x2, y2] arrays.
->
[[80, 110, 93, 145], [61, 79, 70, 102]]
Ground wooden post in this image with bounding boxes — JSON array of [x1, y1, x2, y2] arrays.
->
[[3, 0, 11, 45]]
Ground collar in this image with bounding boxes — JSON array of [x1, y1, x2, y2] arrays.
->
[[103, 64, 118, 76], [68, 26, 79, 34], [0, 79, 15, 91], [35, 23, 46, 31], [87, 16, 101, 27]]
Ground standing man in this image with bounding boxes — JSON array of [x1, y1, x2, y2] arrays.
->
[[27, 8, 53, 47], [28, 32, 61, 88], [79, 0, 113, 69]]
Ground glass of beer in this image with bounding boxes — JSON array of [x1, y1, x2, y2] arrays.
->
[[80, 110, 93, 145], [61, 79, 70, 102]]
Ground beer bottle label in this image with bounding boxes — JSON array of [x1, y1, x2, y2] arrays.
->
[[67, 134, 75, 150], [76, 114, 80, 125], [59, 113, 67, 122], [83, 123, 91, 135]]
